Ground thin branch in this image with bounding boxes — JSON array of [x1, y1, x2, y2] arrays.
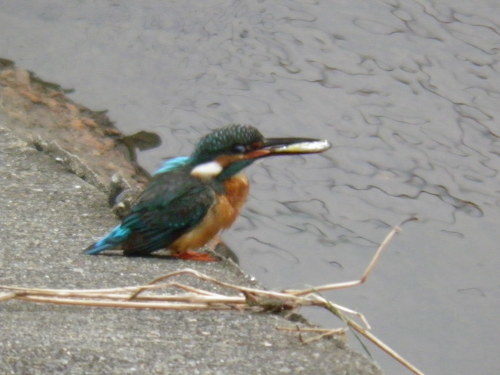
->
[[285, 217, 418, 296], [336, 304, 424, 375]]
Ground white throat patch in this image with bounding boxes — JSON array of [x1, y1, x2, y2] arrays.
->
[[190, 161, 223, 178]]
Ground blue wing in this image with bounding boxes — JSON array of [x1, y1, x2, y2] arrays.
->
[[86, 167, 214, 255]]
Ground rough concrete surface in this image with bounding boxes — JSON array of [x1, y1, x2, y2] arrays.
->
[[0, 67, 382, 374]]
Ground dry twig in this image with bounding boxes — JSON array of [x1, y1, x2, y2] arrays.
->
[[0, 218, 423, 374]]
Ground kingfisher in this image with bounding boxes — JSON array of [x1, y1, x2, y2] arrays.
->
[[85, 124, 331, 261]]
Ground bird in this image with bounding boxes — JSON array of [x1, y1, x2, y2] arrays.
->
[[85, 124, 331, 261]]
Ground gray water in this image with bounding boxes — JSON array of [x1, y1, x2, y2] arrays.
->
[[1, 1, 499, 374]]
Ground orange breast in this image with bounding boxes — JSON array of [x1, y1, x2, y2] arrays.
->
[[170, 175, 250, 254]]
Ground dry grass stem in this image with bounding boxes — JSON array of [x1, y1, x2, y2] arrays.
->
[[0, 218, 423, 374], [276, 326, 347, 344]]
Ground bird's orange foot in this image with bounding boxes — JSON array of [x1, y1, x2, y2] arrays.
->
[[173, 250, 219, 262]]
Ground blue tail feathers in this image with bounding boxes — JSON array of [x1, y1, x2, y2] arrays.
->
[[85, 225, 131, 254]]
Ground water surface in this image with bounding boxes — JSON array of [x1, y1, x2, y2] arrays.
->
[[1, 1, 499, 374]]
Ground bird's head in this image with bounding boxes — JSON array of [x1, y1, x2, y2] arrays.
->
[[189, 124, 331, 180]]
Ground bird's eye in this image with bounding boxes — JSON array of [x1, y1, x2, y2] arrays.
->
[[232, 144, 247, 153]]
